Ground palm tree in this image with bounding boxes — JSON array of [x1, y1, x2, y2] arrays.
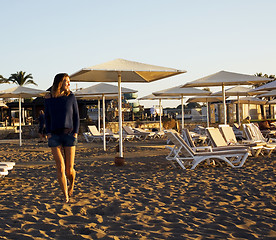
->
[[8, 71, 37, 86], [7, 71, 37, 125]]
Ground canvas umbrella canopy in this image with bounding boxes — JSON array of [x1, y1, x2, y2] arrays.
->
[[152, 85, 211, 130], [249, 79, 276, 92], [70, 58, 186, 158], [257, 89, 276, 98], [0, 86, 48, 146], [182, 71, 270, 125], [233, 97, 267, 105], [212, 86, 253, 97], [247, 88, 269, 96], [138, 94, 182, 132], [74, 83, 137, 151], [212, 86, 254, 125], [187, 96, 223, 127]]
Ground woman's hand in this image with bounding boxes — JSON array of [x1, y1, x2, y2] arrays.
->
[[73, 133, 78, 138]]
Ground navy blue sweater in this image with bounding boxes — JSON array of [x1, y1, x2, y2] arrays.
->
[[44, 93, 80, 134]]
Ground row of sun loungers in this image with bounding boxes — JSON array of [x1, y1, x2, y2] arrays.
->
[[0, 162, 15, 178], [165, 130, 249, 170], [82, 123, 274, 171], [83, 125, 164, 143], [206, 126, 264, 157], [164, 123, 276, 170]]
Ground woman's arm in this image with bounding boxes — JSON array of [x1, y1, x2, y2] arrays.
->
[[44, 99, 52, 135], [72, 94, 80, 136]]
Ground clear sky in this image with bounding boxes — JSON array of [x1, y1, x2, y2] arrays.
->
[[1, 0, 275, 108]]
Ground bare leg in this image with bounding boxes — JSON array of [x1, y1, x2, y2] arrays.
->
[[64, 146, 76, 197], [51, 146, 69, 202]]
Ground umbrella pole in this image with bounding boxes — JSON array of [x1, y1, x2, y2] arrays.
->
[[118, 72, 123, 158], [159, 99, 162, 132], [222, 84, 227, 125], [22, 99, 25, 125], [19, 97, 22, 146], [181, 96, 184, 132], [237, 96, 241, 125], [102, 94, 106, 151], [98, 98, 101, 132], [206, 101, 210, 128]]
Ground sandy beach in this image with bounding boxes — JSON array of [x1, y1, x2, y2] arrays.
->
[[0, 138, 275, 240]]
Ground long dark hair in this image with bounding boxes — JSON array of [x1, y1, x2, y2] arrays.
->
[[51, 73, 70, 98]]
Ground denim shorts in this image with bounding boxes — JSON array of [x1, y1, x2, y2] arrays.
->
[[48, 133, 78, 147]]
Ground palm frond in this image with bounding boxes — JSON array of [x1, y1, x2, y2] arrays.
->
[[8, 71, 37, 86], [0, 75, 10, 84], [25, 80, 38, 86]]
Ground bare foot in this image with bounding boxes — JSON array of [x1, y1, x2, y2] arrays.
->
[[65, 197, 70, 203], [68, 183, 74, 197], [68, 171, 75, 197]]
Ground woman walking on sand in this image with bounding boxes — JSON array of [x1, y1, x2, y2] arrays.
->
[[45, 73, 79, 203]]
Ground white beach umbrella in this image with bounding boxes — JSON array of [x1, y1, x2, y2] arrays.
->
[[74, 83, 137, 96], [233, 97, 267, 105], [247, 89, 269, 96], [76, 94, 118, 100], [249, 79, 276, 92], [187, 96, 223, 127], [0, 86, 48, 146], [138, 94, 182, 132], [152, 85, 211, 130], [212, 86, 253, 97], [75, 83, 137, 151], [182, 71, 270, 125], [70, 58, 186, 158], [257, 89, 276, 98]]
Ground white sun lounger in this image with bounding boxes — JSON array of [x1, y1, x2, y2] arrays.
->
[[242, 123, 276, 157], [0, 168, 9, 178], [0, 162, 15, 178], [83, 125, 111, 142], [165, 131, 249, 170], [217, 125, 265, 157], [0, 162, 15, 170], [123, 126, 147, 140]]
